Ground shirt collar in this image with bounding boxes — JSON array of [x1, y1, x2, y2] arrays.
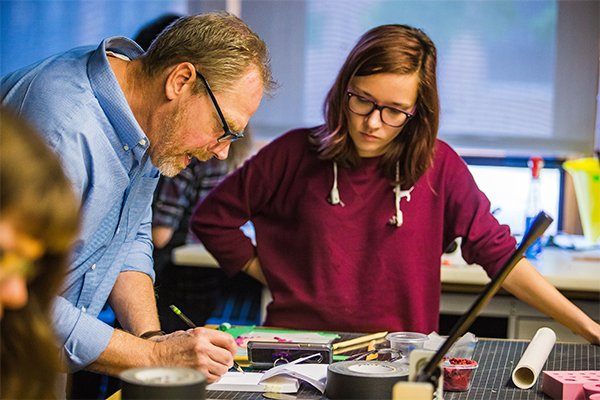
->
[[87, 37, 147, 154]]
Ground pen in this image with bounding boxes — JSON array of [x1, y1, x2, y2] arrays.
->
[[169, 304, 245, 374]]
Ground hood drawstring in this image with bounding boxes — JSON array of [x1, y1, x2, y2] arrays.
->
[[389, 161, 414, 227], [329, 161, 414, 227], [328, 161, 345, 206]]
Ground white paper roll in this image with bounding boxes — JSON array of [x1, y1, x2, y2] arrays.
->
[[512, 327, 556, 389]]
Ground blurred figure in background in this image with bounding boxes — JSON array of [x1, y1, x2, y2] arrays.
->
[[0, 106, 80, 399]]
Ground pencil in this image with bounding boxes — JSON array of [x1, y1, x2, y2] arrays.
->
[[169, 304, 245, 374], [333, 337, 387, 355], [332, 331, 388, 351]]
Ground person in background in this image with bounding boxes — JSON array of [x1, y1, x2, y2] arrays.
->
[[192, 24, 600, 344], [1, 12, 274, 384], [152, 130, 259, 332], [0, 107, 80, 399]]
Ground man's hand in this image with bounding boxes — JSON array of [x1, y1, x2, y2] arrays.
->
[[151, 327, 237, 382]]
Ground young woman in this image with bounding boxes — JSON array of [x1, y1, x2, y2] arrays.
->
[[191, 25, 600, 344], [0, 107, 80, 398]]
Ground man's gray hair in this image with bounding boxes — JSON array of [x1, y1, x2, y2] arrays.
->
[[140, 12, 274, 94]]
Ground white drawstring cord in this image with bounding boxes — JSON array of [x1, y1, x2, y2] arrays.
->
[[389, 161, 414, 227], [328, 161, 345, 206], [329, 160, 412, 227]]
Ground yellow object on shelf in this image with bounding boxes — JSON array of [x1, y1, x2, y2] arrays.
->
[[563, 157, 600, 244]]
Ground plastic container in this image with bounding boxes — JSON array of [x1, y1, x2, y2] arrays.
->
[[524, 156, 544, 259], [385, 332, 427, 362], [563, 157, 600, 245], [442, 357, 478, 392]]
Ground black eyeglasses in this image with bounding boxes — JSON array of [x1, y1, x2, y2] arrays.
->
[[195, 70, 244, 143], [346, 91, 415, 128]]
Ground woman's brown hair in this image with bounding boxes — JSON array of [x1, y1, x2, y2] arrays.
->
[[0, 107, 80, 399], [310, 24, 439, 187]]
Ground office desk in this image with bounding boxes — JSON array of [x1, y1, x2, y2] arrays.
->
[[108, 339, 599, 400], [173, 245, 600, 293], [205, 340, 599, 400], [441, 247, 600, 293], [440, 247, 600, 341], [173, 245, 600, 341]]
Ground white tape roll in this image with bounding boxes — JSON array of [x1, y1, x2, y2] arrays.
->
[[512, 327, 556, 389], [120, 367, 206, 399]]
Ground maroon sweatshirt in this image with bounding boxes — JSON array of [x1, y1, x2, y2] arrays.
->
[[192, 128, 516, 333]]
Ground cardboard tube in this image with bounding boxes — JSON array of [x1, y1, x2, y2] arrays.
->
[[512, 327, 556, 389]]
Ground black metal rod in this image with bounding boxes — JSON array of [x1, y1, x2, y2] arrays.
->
[[416, 211, 554, 385]]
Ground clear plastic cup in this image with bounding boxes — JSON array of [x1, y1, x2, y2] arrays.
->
[[442, 357, 479, 391], [385, 332, 428, 362]]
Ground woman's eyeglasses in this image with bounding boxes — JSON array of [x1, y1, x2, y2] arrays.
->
[[346, 91, 414, 128]]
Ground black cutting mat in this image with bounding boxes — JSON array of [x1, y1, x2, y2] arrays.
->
[[206, 340, 600, 400], [445, 339, 600, 400]]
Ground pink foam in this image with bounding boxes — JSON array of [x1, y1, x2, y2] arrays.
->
[[584, 382, 600, 399], [541, 371, 600, 400]]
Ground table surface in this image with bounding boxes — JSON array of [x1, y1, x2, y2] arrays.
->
[[107, 339, 599, 400], [203, 340, 599, 400], [173, 244, 600, 293], [441, 247, 600, 293]]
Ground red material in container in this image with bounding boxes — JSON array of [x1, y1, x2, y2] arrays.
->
[[443, 357, 479, 392]]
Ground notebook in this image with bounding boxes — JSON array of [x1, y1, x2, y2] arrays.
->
[[206, 352, 328, 393]]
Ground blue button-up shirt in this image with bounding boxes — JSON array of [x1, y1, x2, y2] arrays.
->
[[1, 37, 159, 370]]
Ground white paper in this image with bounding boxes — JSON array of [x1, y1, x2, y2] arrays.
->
[[206, 372, 299, 393], [263, 363, 328, 393], [261, 353, 328, 393], [512, 327, 556, 389]]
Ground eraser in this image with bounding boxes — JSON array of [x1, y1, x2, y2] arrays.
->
[[541, 371, 600, 400]]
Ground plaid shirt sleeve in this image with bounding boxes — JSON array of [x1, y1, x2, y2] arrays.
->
[[152, 158, 229, 231]]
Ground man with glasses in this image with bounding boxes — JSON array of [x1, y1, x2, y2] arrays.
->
[[1, 12, 274, 387]]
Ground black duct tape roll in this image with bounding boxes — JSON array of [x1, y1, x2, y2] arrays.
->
[[326, 361, 409, 399], [120, 367, 206, 400]]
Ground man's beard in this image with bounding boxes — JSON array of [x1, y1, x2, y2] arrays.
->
[[150, 111, 214, 177], [156, 155, 184, 177]]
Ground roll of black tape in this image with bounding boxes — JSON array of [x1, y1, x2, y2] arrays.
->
[[326, 361, 409, 399], [120, 367, 206, 400]]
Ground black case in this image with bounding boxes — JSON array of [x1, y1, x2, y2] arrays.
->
[[247, 341, 333, 369]]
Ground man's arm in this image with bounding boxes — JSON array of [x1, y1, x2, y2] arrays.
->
[[502, 258, 600, 344], [100, 271, 238, 382], [108, 270, 160, 337], [86, 326, 237, 382]]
